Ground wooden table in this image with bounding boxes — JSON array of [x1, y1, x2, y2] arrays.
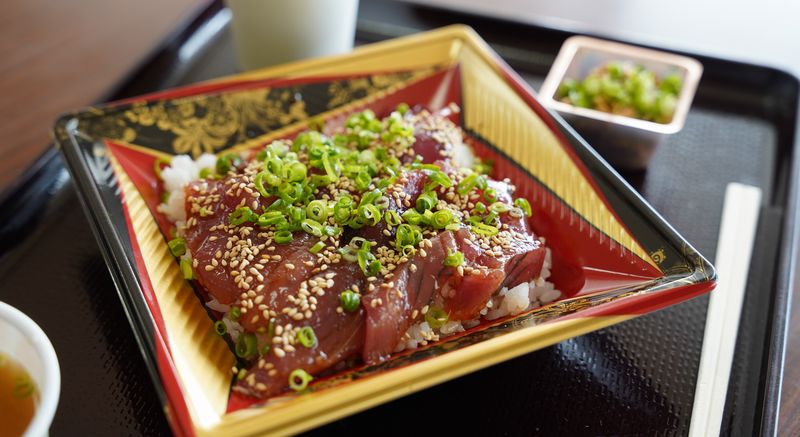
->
[[1, 0, 797, 434], [0, 0, 203, 190]]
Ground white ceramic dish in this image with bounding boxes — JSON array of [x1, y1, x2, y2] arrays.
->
[[539, 36, 703, 170], [0, 301, 60, 437]]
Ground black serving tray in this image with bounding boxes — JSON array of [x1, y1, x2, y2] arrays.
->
[[0, 1, 796, 435]]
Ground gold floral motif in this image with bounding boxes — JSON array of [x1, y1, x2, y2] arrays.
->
[[650, 248, 666, 265], [78, 71, 421, 157]]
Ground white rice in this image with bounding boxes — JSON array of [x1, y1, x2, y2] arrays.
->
[[157, 153, 217, 223], [452, 139, 475, 169]]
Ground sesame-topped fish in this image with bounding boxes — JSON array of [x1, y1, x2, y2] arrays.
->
[[158, 104, 557, 399]]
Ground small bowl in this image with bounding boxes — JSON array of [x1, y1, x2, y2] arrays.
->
[[539, 36, 703, 170], [0, 302, 60, 437]]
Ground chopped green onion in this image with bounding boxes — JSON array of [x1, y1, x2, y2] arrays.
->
[[287, 205, 306, 224], [257, 211, 286, 227], [416, 191, 437, 212], [483, 188, 497, 203], [489, 202, 512, 214], [472, 201, 487, 214], [297, 327, 317, 348], [274, 230, 293, 244], [306, 200, 329, 222], [199, 167, 212, 179], [301, 219, 323, 237], [235, 333, 257, 358], [339, 290, 361, 312], [401, 209, 423, 225], [333, 198, 353, 224], [410, 163, 442, 172], [338, 247, 358, 262], [483, 212, 500, 226], [376, 195, 390, 209], [425, 307, 449, 329], [265, 157, 283, 176], [321, 153, 338, 183], [216, 153, 241, 175], [357, 248, 380, 276], [397, 102, 410, 115], [229, 207, 256, 226], [401, 245, 416, 257], [309, 241, 326, 254], [180, 258, 194, 279], [267, 141, 289, 157], [153, 156, 171, 179], [237, 369, 247, 381], [384, 210, 401, 227], [167, 238, 186, 257], [278, 182, 303, 204], [514, 198, 532, 217], [359, 189, 381, 207], [266, 198, 285, 212], [470, 222, 499, 237], [323, 225, 341, 236], [395, 224, 415, 248], [214, 320, 227, 336], [285, 161, 307, 182], [427, 170, 453, 189], [354, 171, 371, 191], [288, 369, 313, 392], [359, 204, 382, 226], [430, 209, 454, 229], [348, 236, 369, 249], [229, 307, 241, 321], [456, 173, 485, 195], [444, 249, 464, 267], [254, 171, 271, 197]]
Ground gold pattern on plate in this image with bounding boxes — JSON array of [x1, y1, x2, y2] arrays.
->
[[77, 71, 423, 158], [650, 248, 667, 265]]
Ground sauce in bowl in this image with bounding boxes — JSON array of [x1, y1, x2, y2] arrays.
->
[[0, 352, 39, 437]]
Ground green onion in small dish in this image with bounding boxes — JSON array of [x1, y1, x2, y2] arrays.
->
[[557, 61, 682, 124]]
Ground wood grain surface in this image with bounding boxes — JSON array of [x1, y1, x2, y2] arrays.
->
[[0, 0, 202, 190]]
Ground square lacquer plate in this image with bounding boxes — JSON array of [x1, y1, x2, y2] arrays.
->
[[53, 26, 715, 437]]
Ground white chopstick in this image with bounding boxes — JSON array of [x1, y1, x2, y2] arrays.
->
[[689, 182, 763, 437]]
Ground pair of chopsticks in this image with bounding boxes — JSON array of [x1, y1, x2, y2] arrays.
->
[[689, 183, 763, 437]]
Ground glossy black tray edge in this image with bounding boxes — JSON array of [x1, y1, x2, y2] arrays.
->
[[55, 21, 724, 437], [1, 0, 795, 435]]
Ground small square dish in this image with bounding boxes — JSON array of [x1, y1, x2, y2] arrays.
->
[[53, 26, 714, 436], [539, 36, 703, 170]]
